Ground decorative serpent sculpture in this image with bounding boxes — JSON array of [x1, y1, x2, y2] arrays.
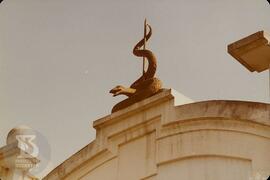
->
[[110, 24, 162, 113]]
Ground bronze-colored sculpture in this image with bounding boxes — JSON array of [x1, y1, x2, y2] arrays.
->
[[110, 21, 162, 113]]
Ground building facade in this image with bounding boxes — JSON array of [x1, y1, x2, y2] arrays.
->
[[43, 89, 270, 180]]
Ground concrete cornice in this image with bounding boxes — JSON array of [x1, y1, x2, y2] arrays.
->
[[172, 100, 270, 126]]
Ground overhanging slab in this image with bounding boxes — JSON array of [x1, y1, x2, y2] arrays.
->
[[228, 31, 270, 72]]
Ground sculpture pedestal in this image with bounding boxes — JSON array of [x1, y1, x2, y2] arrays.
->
[[44, 89, 270, 180]]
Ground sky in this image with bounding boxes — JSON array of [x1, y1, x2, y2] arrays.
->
[[0, 0, 270, 178]]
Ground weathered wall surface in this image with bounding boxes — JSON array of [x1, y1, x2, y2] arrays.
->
[[43, 89, 270, 180]]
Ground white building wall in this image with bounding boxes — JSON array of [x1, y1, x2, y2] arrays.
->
[[43, 89, 270, 180]]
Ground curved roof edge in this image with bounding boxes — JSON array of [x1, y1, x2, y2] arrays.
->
[[171, 100, 270, 126], [43, 97, 269, 180]]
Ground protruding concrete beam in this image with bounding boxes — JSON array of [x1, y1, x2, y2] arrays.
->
[[228, 31, 270, 72]]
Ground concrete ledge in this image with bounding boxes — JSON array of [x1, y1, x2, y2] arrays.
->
[[172, 100, 270, 126], [93, 89, 192, 129], [228, 31, 270, 72]]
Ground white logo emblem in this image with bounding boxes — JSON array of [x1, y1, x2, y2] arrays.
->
[[16, 135, 39, 157]]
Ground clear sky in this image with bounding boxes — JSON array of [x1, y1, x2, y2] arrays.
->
[[1, 0, 269, 178]]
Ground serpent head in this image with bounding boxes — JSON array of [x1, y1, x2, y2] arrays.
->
[[110, 85, 126, 97], [109, 85, 136, 97]]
